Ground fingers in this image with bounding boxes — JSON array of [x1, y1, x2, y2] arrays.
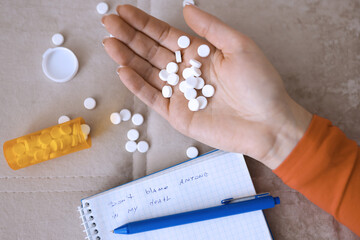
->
[[116, 5, 187, 52], [117, 67, 169, 119], [103, 37, 165, 90], [183, 5, 246, 53], [102, 14, 174, 69]]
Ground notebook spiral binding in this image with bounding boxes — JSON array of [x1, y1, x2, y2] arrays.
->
[[78, 204, 101, 240]]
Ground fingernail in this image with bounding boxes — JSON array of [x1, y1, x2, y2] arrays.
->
[[102, 37, 109, 46], [183, 0, 195, 7], [116, 65, 124, 74], [101, 15, 108, 25]]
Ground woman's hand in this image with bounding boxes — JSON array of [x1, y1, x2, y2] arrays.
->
[[102, 4, 312, 169]]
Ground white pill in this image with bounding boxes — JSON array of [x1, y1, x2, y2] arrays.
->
[[58, 115, 70, 124], [189, 59, 202, 68], [110, 112, 121, 125], [202, 84, 215, 97], [125, 141, 137, 153], [159, 69, 168, 81], [132, 113, 144, 126], [185, 76, 198, 88], [162, 85, 173, 98], [182, 68, 194, 79], [177, 36, 190, 49], [191, 67, 201, 77], [175, 51, 182, 63], [96, 2, 109, 15], [81, 124, 91, 136], [184, 88, 197, 100], [186, 146, 199, 158], [137, 141, 149, 153], [167, 73, 179, 86], [197, 44, 210, 58], [127, 129, 139, 141], [52, 33, 64, 46], [195, 77, 205, 90], [196, 96, 208, 109], [188, 98, 200, 111], [84, 97, 96, 110], [119, 109, 131, 121], [166, 62, 178, 74], [179, 81, 190, 93]]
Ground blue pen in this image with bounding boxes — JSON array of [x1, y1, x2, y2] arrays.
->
[[113, 193, 280, 235]]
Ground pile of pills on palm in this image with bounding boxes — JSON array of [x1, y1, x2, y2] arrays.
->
[[160, 36, 215, 111], [110, 109, 150, 153]]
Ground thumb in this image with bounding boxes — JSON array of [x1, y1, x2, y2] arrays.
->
[[183, 5, 246, 52]]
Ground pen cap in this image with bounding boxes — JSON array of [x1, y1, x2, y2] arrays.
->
[[3, 117, 91, 170]]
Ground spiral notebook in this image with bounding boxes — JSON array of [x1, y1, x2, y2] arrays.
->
[[78, 150, 273, 240]]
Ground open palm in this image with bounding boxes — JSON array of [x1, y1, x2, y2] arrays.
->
[[102, 4, 311, 169]]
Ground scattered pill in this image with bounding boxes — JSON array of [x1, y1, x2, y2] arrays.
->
[[182, 68, 194, 79], [189, 59, 202, 68], [177, 36, 190, 49], [110, 112, 122, 125], [52, 33, 64, 46], [84, 97, 96, 110], [166, 62, 178, 74], [132, 113, 144, 126], [125, 141, 137, 153], [96, 2, 109, 15], [184, 88, 197, 100], [127, 129, 139, 141], [188, 98, 200, 111], [195, 77, 205, 90], [137, 141, 149, 153], [58, 115, 70, 124], [162, 85, 173, 98], [175, 51, 182, 63], [159, 69, 168, 81], [202, 85, 215, 97], [191, 67, 201, 77], [196, 96, 208, 109], [167, 73, 179, 86], [186, 146, 199, 158], [185, 76, 198, 89], [81, 124, 91, 136], [119, 109, 131, 121], [197, 44, 210, 58], [179, 81, 190, 93]]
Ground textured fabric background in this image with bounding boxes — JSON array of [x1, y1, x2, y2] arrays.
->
[[0, 0, 359, 239]]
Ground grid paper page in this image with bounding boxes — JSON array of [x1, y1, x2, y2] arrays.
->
[[80, 151, 272, 240]]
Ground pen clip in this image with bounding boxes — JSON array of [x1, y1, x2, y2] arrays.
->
[[221, 192, 270, 205]]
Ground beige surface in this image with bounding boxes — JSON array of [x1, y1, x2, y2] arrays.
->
[[0, 0, 359, 239]]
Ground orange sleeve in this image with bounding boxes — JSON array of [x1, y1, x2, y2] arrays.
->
[[273, 114, 360, 236]]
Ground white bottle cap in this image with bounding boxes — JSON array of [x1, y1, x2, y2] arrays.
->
[[42, 47, 79, 83]]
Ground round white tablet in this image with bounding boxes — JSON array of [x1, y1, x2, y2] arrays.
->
[[196, 96, 208, 109], [162, 85, 172, 98], [81, 124, 91, 136], [191, 67, 201, 77], [58, 115, 70, 124], [84, 97, 96, 110], [197, 44, 210, 58], [132, 113, 144, 126], [184, 88, 197, 100], [189, 59, 202, 68], [182, 68, 194, 79], [96, 2, 109, 15], [186, 146, 199, 158], [125, 141, 137, 153], [166, 62, 178, 74], [52, 33, 64, 46], [110, 112, 121, 125], [195, 77, 205, 90], [185, 76, 198, 89], [179, 81, 190, 93], [119, 109, 131, 121], [127, 129, 140, 141], [177, 36, 190, 49], [159, 69, 168, 81], [202, 85, 215, 97], [137, 141, 149, 153], [188, 98, 200, 111], [167, 73, 179, 86]]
